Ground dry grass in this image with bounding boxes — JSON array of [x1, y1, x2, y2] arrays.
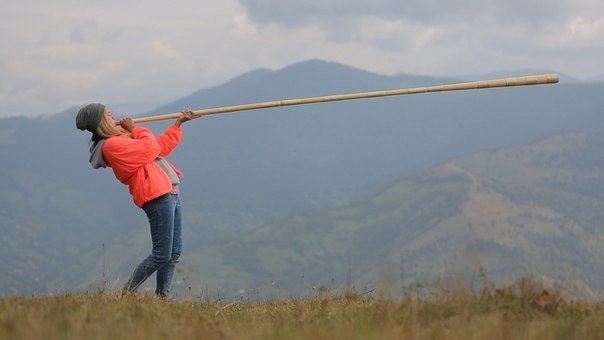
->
[[2, 277, 604, 340]]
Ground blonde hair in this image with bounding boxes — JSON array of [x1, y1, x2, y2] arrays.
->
[[95, 114, 129, 139]]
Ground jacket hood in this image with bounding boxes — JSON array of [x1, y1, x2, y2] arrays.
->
[[89, 139, 107, 169]]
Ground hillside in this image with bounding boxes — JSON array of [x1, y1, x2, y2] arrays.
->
[[174, 131, 604, 299], [2, 59, 604, 296], [144, 60, 604, 220]]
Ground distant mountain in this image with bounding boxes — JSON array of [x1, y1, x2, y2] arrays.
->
[[148, 60, 463, 115], [2, 59, 604, 295], [175, 131, 604, 298], [138, 59, 604, 218], [460, 69, 581, 83]]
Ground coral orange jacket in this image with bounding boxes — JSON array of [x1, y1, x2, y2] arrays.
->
[[102, 125, 183, 208]]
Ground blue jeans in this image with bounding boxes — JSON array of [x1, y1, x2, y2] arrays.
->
[[124, 193, 182, 297]]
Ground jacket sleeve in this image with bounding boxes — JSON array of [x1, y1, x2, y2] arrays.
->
[[156, 125, 182, 157], [103, 127, 162, 175]]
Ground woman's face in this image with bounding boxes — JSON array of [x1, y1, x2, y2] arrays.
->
[[104, 107, 117, 126]]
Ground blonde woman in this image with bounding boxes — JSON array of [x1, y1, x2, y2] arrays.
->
[[76, 103, 195, 300]]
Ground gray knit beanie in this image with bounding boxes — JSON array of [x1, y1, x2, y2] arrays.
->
[[76, 103, 106, 133]]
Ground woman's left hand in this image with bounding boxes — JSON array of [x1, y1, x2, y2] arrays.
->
[[175, 109, 195, 127], [119, 117, 135, 132]]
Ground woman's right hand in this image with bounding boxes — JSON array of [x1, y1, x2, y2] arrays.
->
[[174, 109, 195, 127], [119, 117, 135, 132]]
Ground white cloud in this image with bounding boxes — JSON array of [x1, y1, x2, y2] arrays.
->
[[1, 0, 603, 118], [146, 41, 181, 60], [352, 17, 443, 52], [232, 13, 259, 37], [569, 17, 604, 44], [1, 0, 249, 117]]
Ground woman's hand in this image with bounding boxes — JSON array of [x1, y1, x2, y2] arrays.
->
[[119, 117, 135, 132], [175, 109, 195, 127]]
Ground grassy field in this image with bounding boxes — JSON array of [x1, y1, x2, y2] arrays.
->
[[2, 277, 604, 340]]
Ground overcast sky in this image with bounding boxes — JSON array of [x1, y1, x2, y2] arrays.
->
[[2, 0, 603, 118]]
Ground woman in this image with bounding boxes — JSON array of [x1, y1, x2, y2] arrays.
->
[[76, 103, 196, 299]]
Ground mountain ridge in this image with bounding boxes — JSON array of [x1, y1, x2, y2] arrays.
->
[[1, 59, 604, 296], [171, 131, 604, 298], [145, 59, 463, 118]]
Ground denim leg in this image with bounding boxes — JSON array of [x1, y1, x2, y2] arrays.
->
[[156, 194, 183, 297], [124, 194, 176, 293]]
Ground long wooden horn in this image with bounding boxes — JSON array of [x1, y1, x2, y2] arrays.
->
[[132, 73, 559, 123]]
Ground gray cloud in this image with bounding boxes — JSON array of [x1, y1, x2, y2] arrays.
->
[[70, 21, 97, 44], [1, 0, 603, 118], [239, 0, 569, 28], [238, 0, 575, 51]]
